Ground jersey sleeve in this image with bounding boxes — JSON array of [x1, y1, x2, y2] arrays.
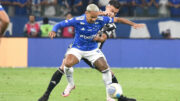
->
[[103, 16, 114, 24], [0, 5, 4, 11], [52, 18, 77, 32]]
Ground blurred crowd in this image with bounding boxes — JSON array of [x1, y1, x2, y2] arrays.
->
[[1, 0, 180, 17]]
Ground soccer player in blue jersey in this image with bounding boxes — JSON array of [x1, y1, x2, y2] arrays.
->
[[38, 2, 144, 101], [0, 4, 10, 37]]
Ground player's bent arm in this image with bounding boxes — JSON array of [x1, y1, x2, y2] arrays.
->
[[93, 33, 107, 42], [0, 10, 10, 36]]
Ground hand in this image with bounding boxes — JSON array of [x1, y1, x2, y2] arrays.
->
[[132, 24, 145, 29], [93, 34, 100, 41], [49, 31, 56, 39]]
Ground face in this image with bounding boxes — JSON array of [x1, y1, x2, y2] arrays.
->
[[106, 5, 119, 17], [29, 16, 35, 23], [86, 11, 98, 23], [66, 14, 72, 20]]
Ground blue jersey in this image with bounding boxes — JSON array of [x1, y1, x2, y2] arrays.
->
[[0, 4, 4, 11], [52, 14, 114, 51]]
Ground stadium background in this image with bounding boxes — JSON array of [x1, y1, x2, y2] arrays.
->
[[1, 0, 180, 68], [1, 1, 180, 101]]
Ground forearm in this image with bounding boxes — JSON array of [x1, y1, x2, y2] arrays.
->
[[93, 34, 107, 42], [114, 17, 136, 26], [52, 22, 64, 32]]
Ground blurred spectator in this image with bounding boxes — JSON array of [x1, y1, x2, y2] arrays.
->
[[161, 29, 171, 39], [126, 0, 136, 16], [56, 0, 70, 17], [134, 0, 148, 16], [0, 0, 13, 16], [24, 15, 40, 37], [98, 0, 109, 11], [67, 0, 83, 16], [61, 13, 74, 38], [88, 0, 99, 5], [147, 0, 159, 16], [118, 0, 129, 16], [41, 0, 57, 17], [40, 17, 53, 37], [0, 0, 10, 11], [30, 0, 42, 16], [158, 0, 169, 17], [168, 0, 180, 17], [13, 0, 30, 16]]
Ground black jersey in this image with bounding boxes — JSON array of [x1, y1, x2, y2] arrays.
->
[[98, 23, 116, 49]]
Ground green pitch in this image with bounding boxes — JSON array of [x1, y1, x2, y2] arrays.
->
[[0, 68, 180, 101]]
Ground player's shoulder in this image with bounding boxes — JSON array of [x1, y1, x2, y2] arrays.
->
[[75, 14, 85, 21], [97, 16, 113, 21]]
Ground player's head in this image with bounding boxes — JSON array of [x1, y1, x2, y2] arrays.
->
[[106, 0, 121, 17], [85, 4, 99, 23], [65, 12, 73, 20], [29, 15, 35, 23], [43, 17, 49, 24]]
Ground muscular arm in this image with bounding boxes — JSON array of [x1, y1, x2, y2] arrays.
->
[[93, 32, 108, 42], [0, 10, 10, 36]]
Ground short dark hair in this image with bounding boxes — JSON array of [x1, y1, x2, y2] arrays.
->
[[109, 0, 121, 9], [65, 12, 72, 16], [43, 17, 49, 24]]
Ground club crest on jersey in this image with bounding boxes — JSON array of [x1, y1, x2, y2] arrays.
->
[[95, 22, 99, 24], [65, 20, 68, 23]]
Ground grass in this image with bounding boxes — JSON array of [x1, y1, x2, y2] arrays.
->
[[0, 68, 180, 101]]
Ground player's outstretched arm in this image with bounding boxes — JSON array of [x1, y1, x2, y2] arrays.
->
[[0, 10, 10, 36], [114, 17, 145, 29]]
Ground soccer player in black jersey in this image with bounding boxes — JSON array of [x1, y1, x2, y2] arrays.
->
[[38, 1, 142, 101]]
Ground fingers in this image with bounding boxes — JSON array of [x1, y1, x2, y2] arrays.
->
[[49, 31, 56, 39], [133, 24, 145, 29]]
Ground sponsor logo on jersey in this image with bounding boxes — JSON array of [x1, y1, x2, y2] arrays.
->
[[76, 16, 85, 20], [95, 22, 99, 24], [80, 35, 96, 39]]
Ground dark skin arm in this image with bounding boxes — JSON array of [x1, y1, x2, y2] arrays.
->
[[93, 33, 107, 42]]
